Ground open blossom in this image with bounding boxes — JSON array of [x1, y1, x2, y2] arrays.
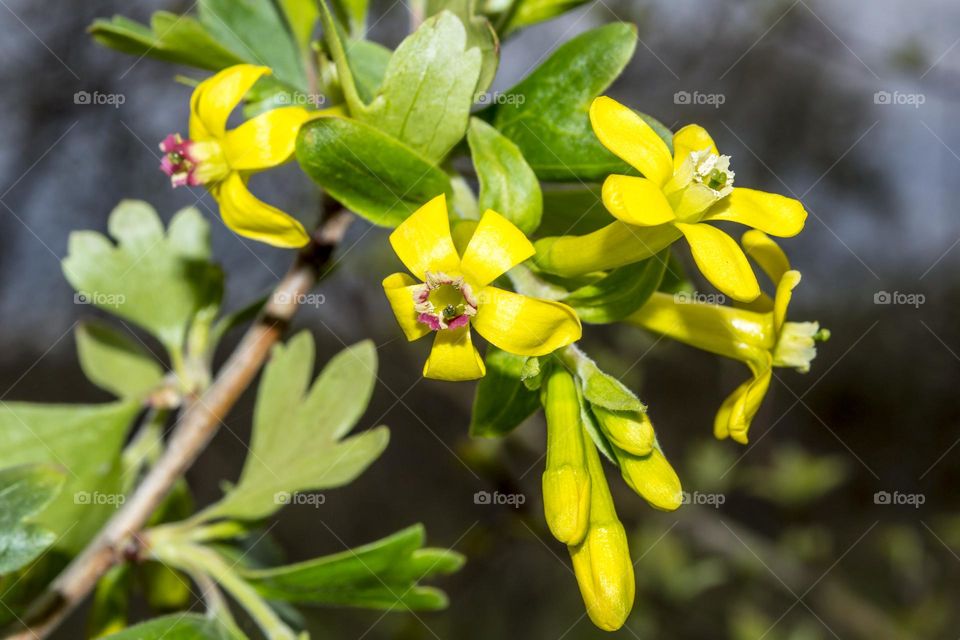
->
[[535, 96, 808, 302], [627, 231, 828, 443], [160, 64, 314, 248], [383, 195, 582, 381]]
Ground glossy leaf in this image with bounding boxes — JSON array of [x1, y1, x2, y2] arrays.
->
[[564, 251, 668, 323], [278, 0, 320, 52], [503, 0, 591, 34], [0, 402, 140, 553], [100, 614, 243, 640], [62, 201, 223, 355], [348, 39, 392, 103], [297, 117, 452, 227], [492, 23, 638, 181], [241, 524, 463, 610], [202, 332, 389, 521], [470, 347, 541, 437], [427, 0, 499, 92], [0, 464, 65, 575], [535, 185, 610, 237], [467, 118, 542, 235], [76, 321, 165, 400]]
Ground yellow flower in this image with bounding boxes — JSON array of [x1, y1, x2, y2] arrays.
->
[[626, 231, 827, 444], [569, 438, 635, 631], [535, 96, 808, 302], [160, 64, 314, 248], [383, 195, 582, 381]]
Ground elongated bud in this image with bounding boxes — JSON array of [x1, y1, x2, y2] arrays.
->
[[617, 445, 683, 511], [592, 406, 655, 456], [569, 440, 635, 631], [542, 367, 591, 545]]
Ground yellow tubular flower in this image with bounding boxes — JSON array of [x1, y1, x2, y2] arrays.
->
[[569, 440, 635, 631], [383, 195, 582, 381], [535, 96, 807, 302], [616, 444, 683, 511], [591, 406, 655, 457], [542, 366, 591, 545], [159, 64, 317, 248], [626, 231, 827, 444]]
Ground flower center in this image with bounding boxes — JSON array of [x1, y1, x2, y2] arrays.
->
[[773, 322, 828, 373], [689, 150, 735, 198], [159, 134, 228, 188], [413, 272, 478, 331]]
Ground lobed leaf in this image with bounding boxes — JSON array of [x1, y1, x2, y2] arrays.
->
[[76, 321, 165, 400], [0, 464, 65, 575]]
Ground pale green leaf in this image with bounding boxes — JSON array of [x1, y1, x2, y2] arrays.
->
[[203, 332, 389, 520], [76, 321, 165, 399], [427, 0, 499, 92], [278, 0, 320, 52], [503, 0, 590, 34], [101, 614, 244, 640], [0, 464, 65, 574], [467, 118, 542, 234]]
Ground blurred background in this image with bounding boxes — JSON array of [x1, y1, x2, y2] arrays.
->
[[1, 0, 959, 638]]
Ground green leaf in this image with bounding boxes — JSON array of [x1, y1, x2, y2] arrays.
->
[[76, 321, 165, 400], [467, 118, 542, 234], [0, 465, 65, 575], [198, 0, 305, 89], [241, 524, 463, 610], [89, 13, 248, 71], [559, 345, 643, 413], [503, 0, 591, 34], [296, 116, 452, 227], [470, 348, 540, 437], [492, 23, 638, 181], [277, 0, 320, 53], [535, 185, 610, 237], [330, 0, 370, 36], [427, 0, 499, 92], [62, 201, 223, 355], [203, 333, 389, 521], [87, 564, 131, 639], [348, 39, 392, 104], [101, 614, 243, 640], [0, 402, 140, 553], [564, 251, 668, 323]]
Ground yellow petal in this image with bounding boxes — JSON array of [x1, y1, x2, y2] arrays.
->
[[742, 230, 791, 285], [703, 188, 807, 237], [672, 124, 718, 173], [459, 209, 535, 287], [422, 326, 485, 381], [676, 222, 760, 302], [382, 273, 431, 342], [191, 65, 270, 140], [389, 195, 461, 281], [472, 287, 581, 357], [212, 173, 309, 247], [589, 96, 673, 187], [534, 222, 682, 277], [714, 358, 772, 444], [773, 270, 802, 332], [617, 446, 683, 511], [223, 107, 311, 171], [601, 175, 675, 226]]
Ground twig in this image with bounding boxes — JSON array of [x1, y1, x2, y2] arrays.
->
[[9, 209, 353, 639]]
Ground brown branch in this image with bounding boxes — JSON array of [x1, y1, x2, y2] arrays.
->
[[10, 209, 353, 640]]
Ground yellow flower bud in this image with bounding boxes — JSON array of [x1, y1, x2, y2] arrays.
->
[[542, 367, 591, 545], [591, 406, 655, 456], [617, 446, 683, 512], [569, 440, 635, 631]]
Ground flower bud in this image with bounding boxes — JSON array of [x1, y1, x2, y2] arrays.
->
[[569, 441, 635, 631], [617, 446, 683, 511], [542, 367, 591, 545], [591, 406, 655, 456]]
